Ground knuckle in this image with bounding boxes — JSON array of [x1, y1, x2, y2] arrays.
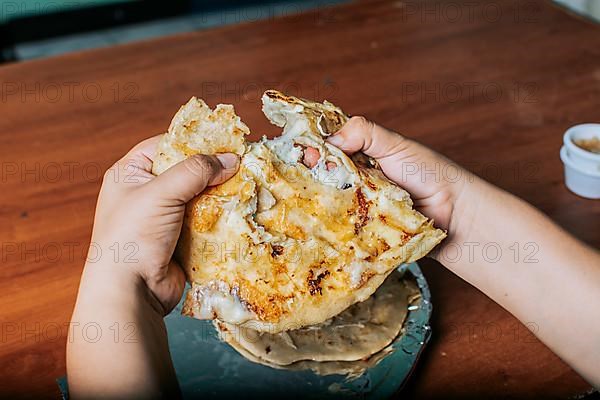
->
[[102, 163, 119, 184], [349, 115, 374, 134], [124, 144, 141, 161], [130, 137, 154, 154], [351, 115, 368, 125]]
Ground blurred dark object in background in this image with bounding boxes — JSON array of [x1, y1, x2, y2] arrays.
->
[[0, 0, 343, 63]]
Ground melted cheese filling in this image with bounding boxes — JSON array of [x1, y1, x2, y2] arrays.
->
[[263, 113, 355, 190], [192, 281, 254, 324]]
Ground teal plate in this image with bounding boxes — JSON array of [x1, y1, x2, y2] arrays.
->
[[58, 262, 432, 399]]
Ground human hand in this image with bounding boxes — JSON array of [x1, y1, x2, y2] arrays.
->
[[329, 118, 600, 388], [89, 134, 239, 314], [328, 116, 474, 235], [68, 135, 239, 398]]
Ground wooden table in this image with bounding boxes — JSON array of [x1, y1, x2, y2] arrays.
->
[[1, 0, 599, 397]]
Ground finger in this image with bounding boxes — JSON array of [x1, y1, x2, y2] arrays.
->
[[147, 153, 239, 204], [327, 116, 411, 160], [131, 134, 163, 161], [327, 116, 447, 201], [119, 134, 164, 173]]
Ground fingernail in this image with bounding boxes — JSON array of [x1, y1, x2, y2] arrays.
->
[[216, 153, 239, 169], [327, 134, 344, 147]]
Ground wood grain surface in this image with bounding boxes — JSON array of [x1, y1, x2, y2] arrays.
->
[[0, 0, 599, 398]]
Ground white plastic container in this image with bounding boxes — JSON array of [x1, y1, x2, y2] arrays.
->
[[560, 124, 600, 199]]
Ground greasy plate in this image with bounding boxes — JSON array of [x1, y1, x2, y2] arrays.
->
[[57, 262, 432, 399]]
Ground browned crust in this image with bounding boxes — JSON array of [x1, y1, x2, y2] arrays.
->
[[264, 89, 348, 135], [307, 269, 331, 296], [351, 188, 371, 234]]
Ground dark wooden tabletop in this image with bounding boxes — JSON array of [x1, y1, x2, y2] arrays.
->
[[1, 0, 599, 398]]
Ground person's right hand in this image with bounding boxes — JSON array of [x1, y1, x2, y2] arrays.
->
[[327, 116, 474, 236]]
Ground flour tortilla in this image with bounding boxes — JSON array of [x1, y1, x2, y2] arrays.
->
[[215, 271, 421, 370], [222, 337, 396, 379]]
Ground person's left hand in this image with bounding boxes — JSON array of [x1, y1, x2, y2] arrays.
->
[[88, 134, 240, 314]]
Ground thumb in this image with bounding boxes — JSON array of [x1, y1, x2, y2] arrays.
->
[[148, 153, 239, 203], [327, 116, 449, 202], [327, 116, 411, 160]]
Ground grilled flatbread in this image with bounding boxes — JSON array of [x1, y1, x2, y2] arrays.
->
[[220, 334, 394, 378], [215, 271, 420, 366], [152, 90, 445, 333]]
